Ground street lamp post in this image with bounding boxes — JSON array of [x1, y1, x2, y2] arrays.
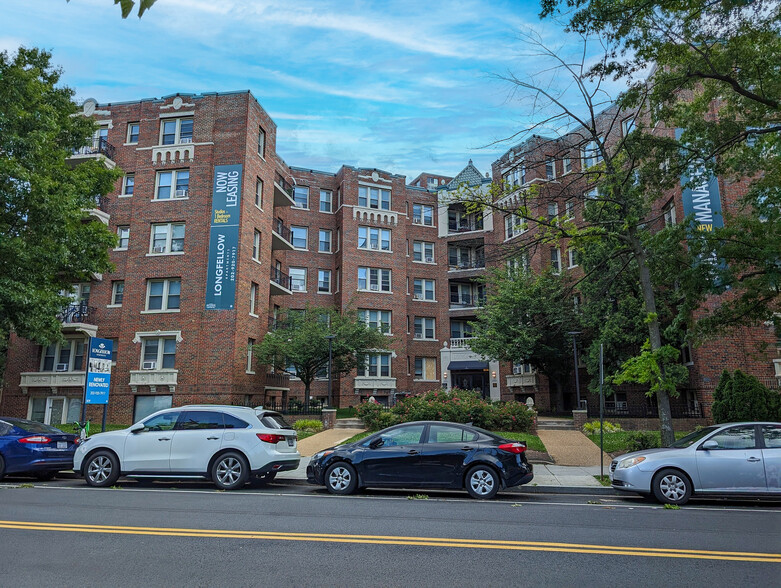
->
[[568, 331, 582, 409], [325, 334, 336, 408]]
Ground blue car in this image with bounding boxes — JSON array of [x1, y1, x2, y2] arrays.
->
[[0, 418, 80, 481]]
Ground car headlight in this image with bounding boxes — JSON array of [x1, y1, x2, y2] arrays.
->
[[618, 456, 646, 469], [312, 450, 333, 462]]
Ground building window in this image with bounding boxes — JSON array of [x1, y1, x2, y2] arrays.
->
[[413, 241, 434, 263], [359, 309, 391, 334], [507, 252, 530, 274], [133, 395, 173, 422], [358, 185, 391, 210], [141, 336, 176, 369], [547, 202, 559, 221], [361, 353, 391, 377], [573, 294, 581, 314], [319, 229, 332, 253], [146, 278, 181, 311], [258, 126, 266, 157], [122, 174, 134, 196], [111, 281, 124, 306], [335, 267, 340, 292], [358, 267, 391, 292], [450, 320, 473, 339], [291, 226, 308, 249], [41, 338, 86, 372], [320, 190, 332, 213], [160, 117, 193, 145], [412, 203, 434, 226], [663, 199, 677, 226], [289, 267, 307, 292], [293, 186, 309, 209], [414, 317, 436, 340], [358, 227, 391, 251], [414, 357, 436, 381], [546, 158, 556, 180], [318, 269, 331, 293], [565, 199, 575, 219], [413, 278, 435, 301], [109, 338, 118, 364], [255, 178, 263, 209], [335, 228, 341, 252], [550, 248, 561, 273], [563, 157, 572, 174], [582, 139, 603, 169], [155, 170, 189, 200], [247, 338, 255, 373], [505, 213, 526, 239], [150, 223, 185, 254], [117, 226, 130, 249], [622, 116, 636, 136], [568, 248, 579, 268], [127, 122, 140, 144], [253, 230, 261, 261], [250, 282, 258, 315]]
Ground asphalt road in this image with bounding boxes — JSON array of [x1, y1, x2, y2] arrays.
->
[[1, 478, 779, 587]]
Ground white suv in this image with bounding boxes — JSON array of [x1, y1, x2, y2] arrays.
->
[[73, 405, 300, 490]]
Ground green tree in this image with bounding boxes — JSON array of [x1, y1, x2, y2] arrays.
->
[[0, 47, 120, 379], [254, 306, 389, 405], [67, 0, 157, 18], [711, 370, 781, 423], [469, 268, 582, 412]]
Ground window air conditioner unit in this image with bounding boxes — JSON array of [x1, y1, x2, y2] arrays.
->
[[174, 189, 189, 198], [56, 363, 69, 372], [369, 243, 378, 250], [425, 257, 434, 263], [153, 246, 166, 253], [179, 138, 192, 144], [413, 294, 422, 300], [370, 284, 379, 291], [513, 365, 522, 375], [292, 284, 303, 291], [142, 361, 157, 370]]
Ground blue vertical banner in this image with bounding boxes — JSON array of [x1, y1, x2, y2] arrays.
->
[[84, 337, 113, 405], [676, 128, 724, 232], [205, 164, 242, 310]]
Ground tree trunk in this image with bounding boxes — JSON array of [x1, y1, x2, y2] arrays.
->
[[304, 382, 311, 407], [628, 232, 676, 447]]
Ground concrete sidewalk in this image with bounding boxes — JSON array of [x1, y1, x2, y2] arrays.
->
[[296, 427, 366, 456], [536, 430, 613, 467]]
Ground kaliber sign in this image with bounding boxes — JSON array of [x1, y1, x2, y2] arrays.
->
[[205, 164, 242, 310]]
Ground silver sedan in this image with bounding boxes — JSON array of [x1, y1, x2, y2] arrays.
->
[[610, 422, 781, 505]]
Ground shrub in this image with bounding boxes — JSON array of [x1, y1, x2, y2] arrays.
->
[[627, 431, 659, 452], [293, 419, 323, 433], [582, 420, 623, 435], [711, 369, 781, 423], [356, 401, 391, 431]]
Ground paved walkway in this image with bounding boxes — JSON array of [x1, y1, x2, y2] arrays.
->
[[536, 430, 612, 467], [296, 427, 366, 456]]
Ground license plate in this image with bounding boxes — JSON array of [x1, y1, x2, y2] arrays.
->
[[287, 438, 295, 447], [57, 441, 68, 449]]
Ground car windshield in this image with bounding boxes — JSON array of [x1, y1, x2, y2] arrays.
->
[[670, 426, 720, 448], [258, 412, 293, 429], [3, 418, 64, 434]]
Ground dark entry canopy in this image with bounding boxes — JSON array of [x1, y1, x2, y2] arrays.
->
[[448, 361, 489, 371]]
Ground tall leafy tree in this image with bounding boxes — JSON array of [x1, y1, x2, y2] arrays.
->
[[0, 47, 120, 379], [254, 306, 390, 405], [469, 268, 582, 411]]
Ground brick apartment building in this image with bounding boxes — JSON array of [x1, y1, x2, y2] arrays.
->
[[1, 90, 778, 426]]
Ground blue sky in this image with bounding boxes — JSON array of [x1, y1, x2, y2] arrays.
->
[[1, 0, 599, 179]]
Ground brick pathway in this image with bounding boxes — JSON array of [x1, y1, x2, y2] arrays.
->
[[296, 428, 366, 457], [536, 430, 612, 467]]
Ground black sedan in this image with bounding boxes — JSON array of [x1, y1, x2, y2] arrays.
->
[[0, 418, 80, 481], [307, 421, 533, 499]]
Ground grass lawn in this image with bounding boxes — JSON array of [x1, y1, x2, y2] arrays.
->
[[336, 407, 358, 418], [341, 430, 546, 452], [593, 475, 611, 486], [586, 430, 691, 453]]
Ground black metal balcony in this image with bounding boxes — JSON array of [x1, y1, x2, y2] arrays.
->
[[275, 172, 294, 196], [72, 137, 116, 161], [264, 372, 291, 390], [448, 259, 485, 271], [448, 219, 484, 233], [270, 266, 292, 292], [58, 302, 94, 324]]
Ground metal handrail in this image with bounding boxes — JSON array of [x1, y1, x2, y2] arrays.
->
[[274, 172, 294, 197], [270, 266, 292, 290], [72, 137, 116, 160], [272, 218, 292, 242], [58, 302, 94, 324]]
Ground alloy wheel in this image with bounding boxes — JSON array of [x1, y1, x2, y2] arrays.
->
[[88, 456, 112, 484], [216, 457, 242, 486]]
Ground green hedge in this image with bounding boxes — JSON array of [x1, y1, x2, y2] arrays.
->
[[356, 389, 534, 433]]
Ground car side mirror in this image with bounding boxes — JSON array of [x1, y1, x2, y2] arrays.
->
[[129, 422, 145, 433], [369, 437, 384, 449], [701, 440, 718, 450]]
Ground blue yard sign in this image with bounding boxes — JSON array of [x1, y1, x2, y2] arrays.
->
[[205, 164, 242, 310], [84, 337, 113, 405]]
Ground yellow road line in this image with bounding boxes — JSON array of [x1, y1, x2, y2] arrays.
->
[[0, 521, 778, 563]]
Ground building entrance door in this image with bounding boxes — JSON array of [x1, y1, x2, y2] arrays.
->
[[452, 371, 489, 399]]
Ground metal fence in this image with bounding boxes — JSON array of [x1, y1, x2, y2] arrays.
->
[[586, 402, 704, 419], [263, 402, 323, 415]]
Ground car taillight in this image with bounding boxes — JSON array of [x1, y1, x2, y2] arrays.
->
[[257, 433, 286, 444], [498, 442, 527, 454], [19, 436, 51, 444]]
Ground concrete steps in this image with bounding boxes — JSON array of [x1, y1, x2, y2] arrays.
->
[[537, 418, 576, 431], [334, 418, 364, 429]]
